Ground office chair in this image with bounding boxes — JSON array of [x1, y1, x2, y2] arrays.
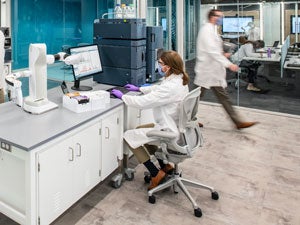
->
[[145, 87, 219, 218], [227, 68, 248, 88], [223, 41, 248, 88]]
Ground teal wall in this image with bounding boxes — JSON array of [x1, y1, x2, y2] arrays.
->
[[11, 0, 99, 69]]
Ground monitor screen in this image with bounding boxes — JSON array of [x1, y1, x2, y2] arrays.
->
[[69, 44, 102, 91], [290, 15, 300, 34], [161, 18, 167, 31], [222, 16, 254, 33]]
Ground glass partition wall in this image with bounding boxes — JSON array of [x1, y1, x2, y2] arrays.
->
[[6, 0, 300, 114], [198, 1, 300, 115], [147, 1, 172, 50], [284, 2, 300, 45]]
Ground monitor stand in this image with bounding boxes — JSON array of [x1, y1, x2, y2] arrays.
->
[[71, 80, 93, 91]]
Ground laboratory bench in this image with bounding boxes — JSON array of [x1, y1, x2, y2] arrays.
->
[[0, 81, 125, 225]]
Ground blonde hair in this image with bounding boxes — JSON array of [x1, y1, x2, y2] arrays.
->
[[159, 51, 189, 85]]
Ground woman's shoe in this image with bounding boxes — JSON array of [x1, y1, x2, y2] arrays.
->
[[148, 170, 167, 190], [162, 163, 174, 175]]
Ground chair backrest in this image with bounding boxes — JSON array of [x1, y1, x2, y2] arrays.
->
[[175, 87, 203, 157], [147, 87, 203, 163], [223, 41, 238, 54]]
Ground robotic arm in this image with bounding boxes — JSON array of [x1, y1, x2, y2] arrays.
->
[[5, 70, 31, 106], [4, 53, 65, 108], [64, 53, 84, 65], [5, 44, 64, 113]]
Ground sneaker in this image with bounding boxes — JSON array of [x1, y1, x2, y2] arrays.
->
[[247, 85, 261, 92], [162, 163, 174, 175], [148, 170, 167, 190]]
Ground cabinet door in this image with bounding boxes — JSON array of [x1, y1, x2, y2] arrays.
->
[[37, 122, 101, 225], [72, 122, 101, 199], [37, 138, 74, 225], [101, 110, 122, 180]]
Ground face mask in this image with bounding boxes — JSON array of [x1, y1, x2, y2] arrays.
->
[[157, 64, 166, 76], [216, 17, 223, 26]]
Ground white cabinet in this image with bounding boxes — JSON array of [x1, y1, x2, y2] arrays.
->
[[101, 108, 123, 180], [37, 122, 101, 225], [36, 106, 123, 225]]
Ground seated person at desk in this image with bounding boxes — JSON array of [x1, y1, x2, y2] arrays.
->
[[231, 40, 265, 92], [111, 51, 189, 190]]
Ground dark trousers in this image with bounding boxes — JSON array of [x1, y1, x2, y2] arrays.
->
[[240, 60, 260, 84], [200, 87, 242, 125]]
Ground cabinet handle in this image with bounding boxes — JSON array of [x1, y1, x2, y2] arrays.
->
[[76, 143, 81, 157], [105, 127, 110, 139], [68, 147, 74, 161]]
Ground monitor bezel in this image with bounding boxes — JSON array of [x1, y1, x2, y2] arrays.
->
[[69, 43, 103, 91], [290, 15, 300, 34]]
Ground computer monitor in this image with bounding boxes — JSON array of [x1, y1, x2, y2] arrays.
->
[[290, 15, 300, 34], [272, 41, 279, 48], [69, 44, 102, 91], [222, 16, 254, 33], [161, 18, 167, 31]]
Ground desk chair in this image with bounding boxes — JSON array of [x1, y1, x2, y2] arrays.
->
[[145, 87, 219, 217], [227, 68, 248, 88]]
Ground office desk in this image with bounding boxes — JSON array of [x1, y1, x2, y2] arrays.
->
[[243, 54, 281, 78], [0, 82, 124, 225], [243, 53, 281, 62], [284, 54, 300, 70]]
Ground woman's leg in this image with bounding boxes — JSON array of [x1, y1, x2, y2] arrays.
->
[[124, 124, 167, 189]]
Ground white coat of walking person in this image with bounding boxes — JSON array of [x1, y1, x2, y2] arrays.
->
[[193, 9, 257, 130]]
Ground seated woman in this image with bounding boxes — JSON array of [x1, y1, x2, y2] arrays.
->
[[231, 40, 265, 92], [111, 51, 190, 190]]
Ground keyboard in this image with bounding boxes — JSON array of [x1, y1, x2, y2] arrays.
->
[[107, 86, 141, 98], [287, 64, 300, 67], [106, 86, 130, 94]]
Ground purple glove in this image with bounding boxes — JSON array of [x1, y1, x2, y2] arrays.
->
[[111, 89, 124, 99], [124, 84, 140, 92]]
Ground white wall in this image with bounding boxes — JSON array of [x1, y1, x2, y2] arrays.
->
[[263, 2, 281, 46]]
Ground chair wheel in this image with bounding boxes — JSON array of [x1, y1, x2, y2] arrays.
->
[[148, 195, 156, 204], [144, 174, 151, 183], [111, 179, 122, 189], [125, 172, 134, 181], [194, 208, 202, 217], [211, 191, 219, 200]]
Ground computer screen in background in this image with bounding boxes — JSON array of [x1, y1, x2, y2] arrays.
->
[[161, 18, 167, 31], [290, 15, 300, 34], [69, 44, 103, 91], [222, 16, 254, 33], [273, 41, 279, 48]]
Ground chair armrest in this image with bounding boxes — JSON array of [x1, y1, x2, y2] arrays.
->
[[146, 130, 178, 139]]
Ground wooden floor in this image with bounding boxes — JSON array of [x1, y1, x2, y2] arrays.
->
[[1, 103, 300, 225]]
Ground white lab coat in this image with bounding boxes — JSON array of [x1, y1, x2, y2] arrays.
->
[[231, 43, 261, 64], [123, 74, 189, 149], [194, 22, 232, 89], [246, 27, 260, 41]]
